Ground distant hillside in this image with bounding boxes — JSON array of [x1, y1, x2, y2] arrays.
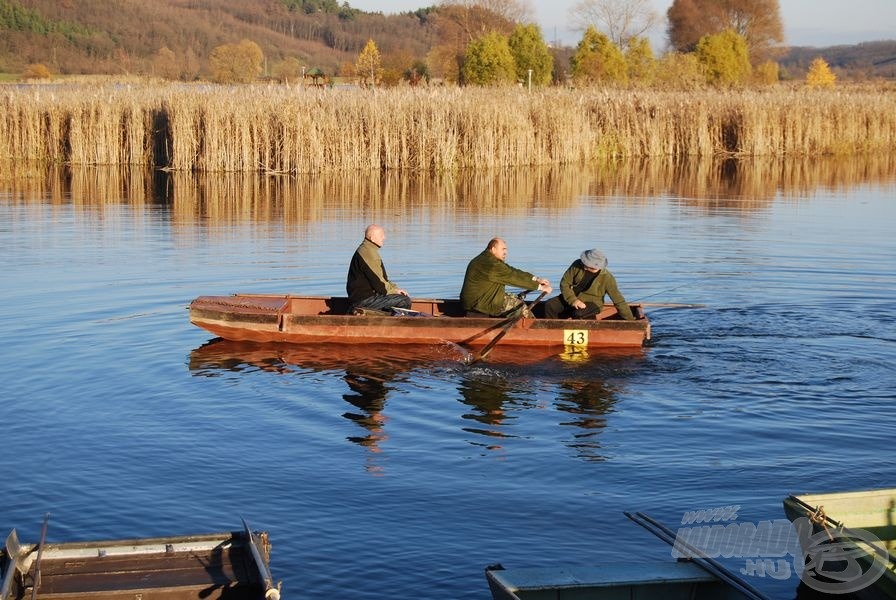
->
[[1, 0, 894, 81], [0, 0, 436, 76], [780, 40, 896, 80]]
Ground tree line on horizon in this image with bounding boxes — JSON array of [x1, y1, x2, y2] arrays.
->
[[1, 0, 893, 85]]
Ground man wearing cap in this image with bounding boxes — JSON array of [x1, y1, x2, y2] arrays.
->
[[543, 249, 635, 320], [346, 224, 412, 314], [460, 237, 552, 317]]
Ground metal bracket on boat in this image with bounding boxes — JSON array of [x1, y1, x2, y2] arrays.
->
[[1, 529, 35, 600]]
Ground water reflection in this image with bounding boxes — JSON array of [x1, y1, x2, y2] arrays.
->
[[188, 338, 644, 466], [3, 155, 895, 221], [555, 379, 618, 462], [188, 339, 464, 474], [457, 371, 518, 449]]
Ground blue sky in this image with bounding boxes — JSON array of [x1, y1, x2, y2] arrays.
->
[[347, 0, 896, 47]]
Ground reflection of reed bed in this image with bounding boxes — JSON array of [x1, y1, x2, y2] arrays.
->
[[2, 156, 893, 222], [1, 85, 895, 172]]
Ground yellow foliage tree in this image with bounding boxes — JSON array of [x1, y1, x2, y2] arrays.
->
[[22, 63, 51, 80], [806, 57, 836, 88], [209, 39, 264, 84], [356, 39, 383, 87]]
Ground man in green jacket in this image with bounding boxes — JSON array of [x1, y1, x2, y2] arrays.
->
[[460, 238, 551, 317], [346, 224, 411, 313], [543, 249, 635, 320]]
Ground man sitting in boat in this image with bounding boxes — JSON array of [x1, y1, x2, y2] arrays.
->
[[460, 237, 551, 317], [346, 224, 412, 314], [543, 249, 635, 320]]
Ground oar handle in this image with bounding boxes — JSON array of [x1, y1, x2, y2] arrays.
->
[[470, 290, 547, 364]]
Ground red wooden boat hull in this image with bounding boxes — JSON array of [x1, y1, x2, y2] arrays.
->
[[188, 294, 651, 349]]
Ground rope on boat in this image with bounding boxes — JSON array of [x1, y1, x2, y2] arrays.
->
[[809, 505, 835, 541]]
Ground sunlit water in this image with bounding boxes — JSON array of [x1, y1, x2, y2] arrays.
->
[[2, 165, 895, 599]]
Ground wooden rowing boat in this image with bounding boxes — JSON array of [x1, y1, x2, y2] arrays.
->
[[1, 520, 279, 600], [485, 562, 756, 600], [783, 488, 896, 599], [188, 294, 651, 350]]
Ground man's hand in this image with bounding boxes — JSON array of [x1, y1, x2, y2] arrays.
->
[[572, 299, 586, 310]]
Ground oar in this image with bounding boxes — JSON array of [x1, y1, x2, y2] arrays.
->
[[30, 513, 49, 600], [639, 302, 705, 309], [241, 517, 281, 600], [469, 291, 547, 365], [624, 511, 768, 600]]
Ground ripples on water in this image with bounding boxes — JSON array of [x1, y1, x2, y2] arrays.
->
[[1, 165, 895, 599]]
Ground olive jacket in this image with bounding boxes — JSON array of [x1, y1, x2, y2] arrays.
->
[[346, 238, 400, 305], [460, 249, 537, 316], [559, 260, 634, 320]]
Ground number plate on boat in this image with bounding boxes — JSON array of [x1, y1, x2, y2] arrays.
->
[[564, 330, 588, 347]]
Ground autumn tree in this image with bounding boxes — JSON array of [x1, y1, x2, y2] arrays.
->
[[440, 0, 534, 28], [695, 29, 751, 86], [667, 0, 783, 63], [356, 39, 383, 87], [153, 47, 180, 80], [461, 31, 516, 85], [569, 0, 659, 48], [22, 63, 51, 80], [651, 52, 701, 89], [806, 57, 836, 88], [570, 26, 628, 85], [624, 35, 655, 83], [431, 1, 517, 83], [209, 39, 263, 84], [273, 57, 303, 84], [752, 59, 779, 84], [508, 23, 553, 86]]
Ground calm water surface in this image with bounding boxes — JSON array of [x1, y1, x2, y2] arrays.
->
[[2, 164, 895, 599]]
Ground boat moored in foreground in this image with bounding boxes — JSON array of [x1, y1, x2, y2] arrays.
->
[[1, 518, 279, 600], [783, 488, 896, 599]]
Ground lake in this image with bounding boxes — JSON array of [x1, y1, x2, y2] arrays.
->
[[1, 159, 894, 599]]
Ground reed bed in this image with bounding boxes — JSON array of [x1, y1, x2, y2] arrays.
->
[[1, 84, 894, 173]]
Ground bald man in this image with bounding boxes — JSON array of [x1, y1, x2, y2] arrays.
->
[[460, 237, 551, 318], [346, 224, 412, 314]]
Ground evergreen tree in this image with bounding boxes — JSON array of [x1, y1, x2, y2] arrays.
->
[[570, 26, 628, 85], [508, 23, 553, 86], [462, 31, 516, 86], [695, 28, 751, 86]]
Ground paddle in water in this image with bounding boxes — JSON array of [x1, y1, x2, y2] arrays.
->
[[468, 291, 547, 365]]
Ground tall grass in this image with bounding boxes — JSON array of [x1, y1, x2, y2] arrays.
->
[[1, 84, 894, 172]]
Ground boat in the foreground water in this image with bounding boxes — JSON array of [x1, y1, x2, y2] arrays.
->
[[486, 511, 767, 600], [783, 488, 896, 599], [189, 294, 651, 349], [485, 562, 757, 600], [1, 518, 279, 600]]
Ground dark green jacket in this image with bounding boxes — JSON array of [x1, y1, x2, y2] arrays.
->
[[460, 250, 537, 316], [560, 260, 634, 320]]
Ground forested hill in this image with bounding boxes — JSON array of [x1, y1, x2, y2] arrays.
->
[[0, 0, 437, 76], [783, 41, 896, 80], [1, 0, 894, 80]]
